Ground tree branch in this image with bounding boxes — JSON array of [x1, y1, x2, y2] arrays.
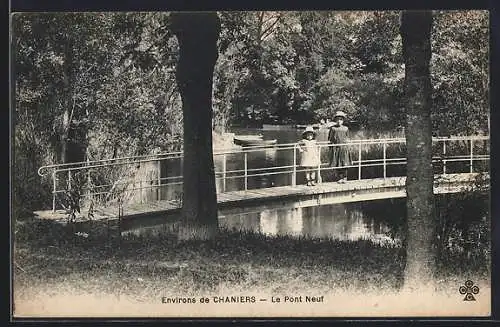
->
[[261, 14, 282, 41]]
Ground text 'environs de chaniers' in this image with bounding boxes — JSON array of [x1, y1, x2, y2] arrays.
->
[[161, 295, 325, 304]]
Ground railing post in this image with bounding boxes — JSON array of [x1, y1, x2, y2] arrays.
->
[[86, 156, 92, 203], [317, 144, 322, 184], [383, 142, 387, 179], [244, 152, 248, 191], [470, 138, 474, 173], [222, 153, 227, 193], [358, 142, 362, 180], [52, 170, 56, 212], [157, 159, 161, 201], [292, 145, 297, 186], [67, 170, 71, 190], [140, 180, 143, 204], [442, 141, 447, 174]]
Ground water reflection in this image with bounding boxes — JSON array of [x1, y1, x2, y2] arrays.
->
[[258, 208, 303, 236], [160, 128, 333, 198], [218, 203, 398, 245], [123, 191, 488, 259]]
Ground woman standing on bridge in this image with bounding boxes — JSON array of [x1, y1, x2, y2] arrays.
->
[[328, 111, 352, 183], [298, 126, 320, 186]]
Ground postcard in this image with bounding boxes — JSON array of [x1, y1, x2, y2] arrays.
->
[[11, 10, 491, 318]]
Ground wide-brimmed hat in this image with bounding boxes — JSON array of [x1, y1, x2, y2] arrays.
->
[[302, 125, 316, 137], [333, 111, 347, 120]]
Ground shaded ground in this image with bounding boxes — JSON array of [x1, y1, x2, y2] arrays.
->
[[13, 217, 490, 317]]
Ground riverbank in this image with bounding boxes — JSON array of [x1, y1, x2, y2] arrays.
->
[[13, 217, 490, 317]]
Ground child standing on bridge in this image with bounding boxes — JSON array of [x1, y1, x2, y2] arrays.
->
[[297, 126, 321, 186]]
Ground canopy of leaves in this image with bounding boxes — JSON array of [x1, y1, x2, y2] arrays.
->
[[13, 12, 181, 211], [13, 10, 489, 212], [215, 10, 487, 133]]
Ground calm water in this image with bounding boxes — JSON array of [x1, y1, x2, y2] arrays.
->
[[137, 127, 488, 248], [132, 127, 399, 244], [158, 126, 488, 200], [123, 199, 401, 246], [218, 201, 398, 245], [160, 126, 353, 200], [123, 192, 489, 255]]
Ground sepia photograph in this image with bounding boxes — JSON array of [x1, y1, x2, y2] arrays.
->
[[11, 10, 491, 318]]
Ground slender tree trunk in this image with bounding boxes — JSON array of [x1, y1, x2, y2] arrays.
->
[[60, 110, 70, 164], [57, 37, 89, 209], [60, 38, 73, 165], [400, 10, 436, 291], [60, 39, 87, 167], [171, 12, 221, 240], [55, 38, 75, 202]]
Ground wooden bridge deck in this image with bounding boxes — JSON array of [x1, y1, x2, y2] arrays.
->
[[33, 173, 487, 224]]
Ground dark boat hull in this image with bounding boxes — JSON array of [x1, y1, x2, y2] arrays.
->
[[234, 138, 277, 147]]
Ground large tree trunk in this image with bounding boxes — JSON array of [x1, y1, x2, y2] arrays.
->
[[400, 11, 436, 291], [171, 13, 221, 240]]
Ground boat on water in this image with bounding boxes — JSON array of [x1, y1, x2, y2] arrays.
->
[[233, 135, 277, 147], [296, 124, 321, 130], [235, 139, 278, 147], [262, 124, 291, 130], [296, 121, 358, 130]]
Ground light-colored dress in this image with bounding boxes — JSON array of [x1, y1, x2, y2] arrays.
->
[[298, 139, 320, 168]]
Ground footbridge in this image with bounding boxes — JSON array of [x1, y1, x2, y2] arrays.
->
[[34, 135, 490, 223]]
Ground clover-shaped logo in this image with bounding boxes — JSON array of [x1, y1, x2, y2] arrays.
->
[[459, 280, 479, 301]]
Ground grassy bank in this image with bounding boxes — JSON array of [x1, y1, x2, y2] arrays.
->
[[14, 217, 489, 307]]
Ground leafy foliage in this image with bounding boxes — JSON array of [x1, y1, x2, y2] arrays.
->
[[13, 11, 489, 212], [215, 10, 487, 132], [13, 13, 181, 212], [431, 11, 489, 135]]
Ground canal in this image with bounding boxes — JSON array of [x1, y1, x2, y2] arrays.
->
[[123, 191, 489, 259], [160, 126, 410, 200], [139, 126, 489, 256]]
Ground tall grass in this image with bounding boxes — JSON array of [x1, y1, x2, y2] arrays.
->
[[13, 128, 55, 218], [348, 128, 405, 142]]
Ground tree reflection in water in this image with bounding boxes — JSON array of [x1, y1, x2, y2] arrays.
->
[[220, 202, 398, 245], [125, 192, 487, 257]]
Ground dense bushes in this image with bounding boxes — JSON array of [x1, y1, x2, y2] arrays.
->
[[12, 11, 489, 214]]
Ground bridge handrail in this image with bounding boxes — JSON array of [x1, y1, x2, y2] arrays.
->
[[39, 140, 380, 176], [37, 135, 489, 177], [48, 154, 488, 193], [42, 134, 489, 212]]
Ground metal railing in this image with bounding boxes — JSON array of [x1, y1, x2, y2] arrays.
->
[[38, 135, 490, 212]]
